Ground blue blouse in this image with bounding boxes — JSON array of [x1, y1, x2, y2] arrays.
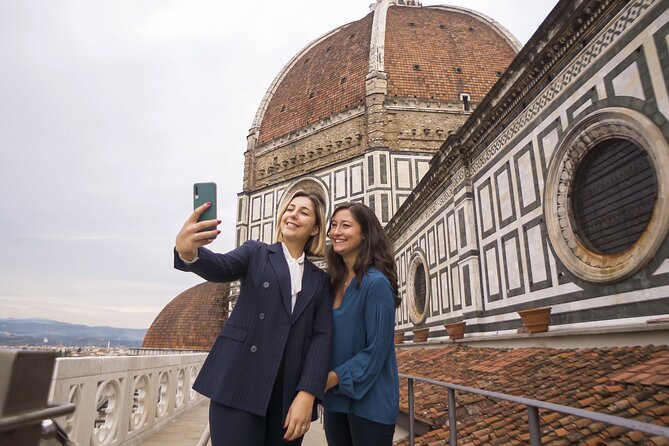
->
[[323, 266, 399, 425]]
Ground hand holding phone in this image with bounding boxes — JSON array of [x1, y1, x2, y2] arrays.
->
[[175, 183, 220, 261], [194, 182, 217, 231]]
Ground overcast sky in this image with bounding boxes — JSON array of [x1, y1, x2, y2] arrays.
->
[[0, 0, 559, 330]]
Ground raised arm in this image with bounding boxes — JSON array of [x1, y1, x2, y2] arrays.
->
[[174, 202, 259, 282]]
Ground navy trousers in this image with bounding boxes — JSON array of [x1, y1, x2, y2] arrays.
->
[[323, 410, 395, 446], [209, 358, 304, 446]]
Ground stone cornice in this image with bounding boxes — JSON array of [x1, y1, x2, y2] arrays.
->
[[253, 106, 365, 155], [386, 96, 475, 114], [387, 0, 642, 240], [252, 138, 364, 189], [391, 163, 470, 247], [462, 0, 621, 163], [466, 0, 656, 177]]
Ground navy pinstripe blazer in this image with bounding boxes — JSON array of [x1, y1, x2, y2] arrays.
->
[[174, 240, 333, 420]]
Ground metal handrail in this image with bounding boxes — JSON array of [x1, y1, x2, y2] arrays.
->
[[400, 373, 669, 446], [0, 402, 76, 433]]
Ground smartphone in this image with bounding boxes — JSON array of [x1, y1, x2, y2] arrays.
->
[[193, 182, 217, 231]]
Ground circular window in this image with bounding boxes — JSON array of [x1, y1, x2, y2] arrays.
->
[[414, 263, 427, 311], [571, 138, 657, 255], [544, 108, 669, 283], [407, 251, 430, 324]]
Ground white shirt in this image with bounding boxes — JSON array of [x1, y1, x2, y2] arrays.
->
[[281, 242, 305, 313], [180, 244, 304, 313]]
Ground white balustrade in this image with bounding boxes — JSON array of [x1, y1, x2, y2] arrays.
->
[[49, 353, 207, 446]]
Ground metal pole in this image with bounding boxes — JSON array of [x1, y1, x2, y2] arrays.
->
[[448, 388, 457, 446], [0, 403, 76, 433], [408, 378, 415, 446], [528, 406, 542, 446]]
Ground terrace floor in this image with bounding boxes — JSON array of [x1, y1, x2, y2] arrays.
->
[[137, 400, 408, 445], [137, 400, 329, 446]]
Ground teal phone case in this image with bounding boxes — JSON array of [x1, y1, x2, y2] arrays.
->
[[193, 182, 217, 230]]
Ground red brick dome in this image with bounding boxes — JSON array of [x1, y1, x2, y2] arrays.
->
[[384, 6, 517, 101], [252, 2, 520, 146], [143, 281, 230, 351]]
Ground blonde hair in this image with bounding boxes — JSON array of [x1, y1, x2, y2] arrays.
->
[[274, 190, 327, 257]]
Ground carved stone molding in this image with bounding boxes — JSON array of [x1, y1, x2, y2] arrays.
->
[[393, 164, 470, 247], [254, 106, 365, 154], [469, 0, 653, 176]]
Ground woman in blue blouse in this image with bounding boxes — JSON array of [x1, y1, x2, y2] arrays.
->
[[323, 202, 400, 446]]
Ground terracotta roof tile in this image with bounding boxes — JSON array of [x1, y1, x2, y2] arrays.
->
[[257, 6, 516, 145], [583, 437, 606, 446], [395, 345, 669, 445], [258, 15, 372, 145], [385, 7, 515, 103]]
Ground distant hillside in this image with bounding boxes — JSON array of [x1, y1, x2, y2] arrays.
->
[[0, 318, 147, 347]]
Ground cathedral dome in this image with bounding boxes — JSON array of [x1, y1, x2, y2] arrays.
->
[[251, 2, 520, 147], [143, 282, 229, 351]]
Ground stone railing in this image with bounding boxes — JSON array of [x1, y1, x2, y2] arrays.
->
[[49, 353, 207, 446]]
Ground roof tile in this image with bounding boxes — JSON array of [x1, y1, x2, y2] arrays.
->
[[395, 345, 669, 445], [651, 436, 669, 446]]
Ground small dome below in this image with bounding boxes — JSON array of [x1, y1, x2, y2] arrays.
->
[[143, 281, 229, 351]]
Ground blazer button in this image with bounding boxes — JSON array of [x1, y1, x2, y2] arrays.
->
[[250, 345, 258, 353], [259, 313, 265, 320], [263, 282, 270, 288]]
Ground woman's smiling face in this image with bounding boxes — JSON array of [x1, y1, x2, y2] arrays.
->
[[328, 209, 363, 260], [280, 195, 319, 245]]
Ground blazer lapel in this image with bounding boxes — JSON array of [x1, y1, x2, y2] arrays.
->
[[267, 243, 292, 317], [291, 261, 318, 325]]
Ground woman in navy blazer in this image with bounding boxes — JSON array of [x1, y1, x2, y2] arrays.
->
[[323, 202, 400, 446], [174, 190, 333, 446]]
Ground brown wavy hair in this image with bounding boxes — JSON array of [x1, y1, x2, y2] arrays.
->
[[326, 202, 400, 308]]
